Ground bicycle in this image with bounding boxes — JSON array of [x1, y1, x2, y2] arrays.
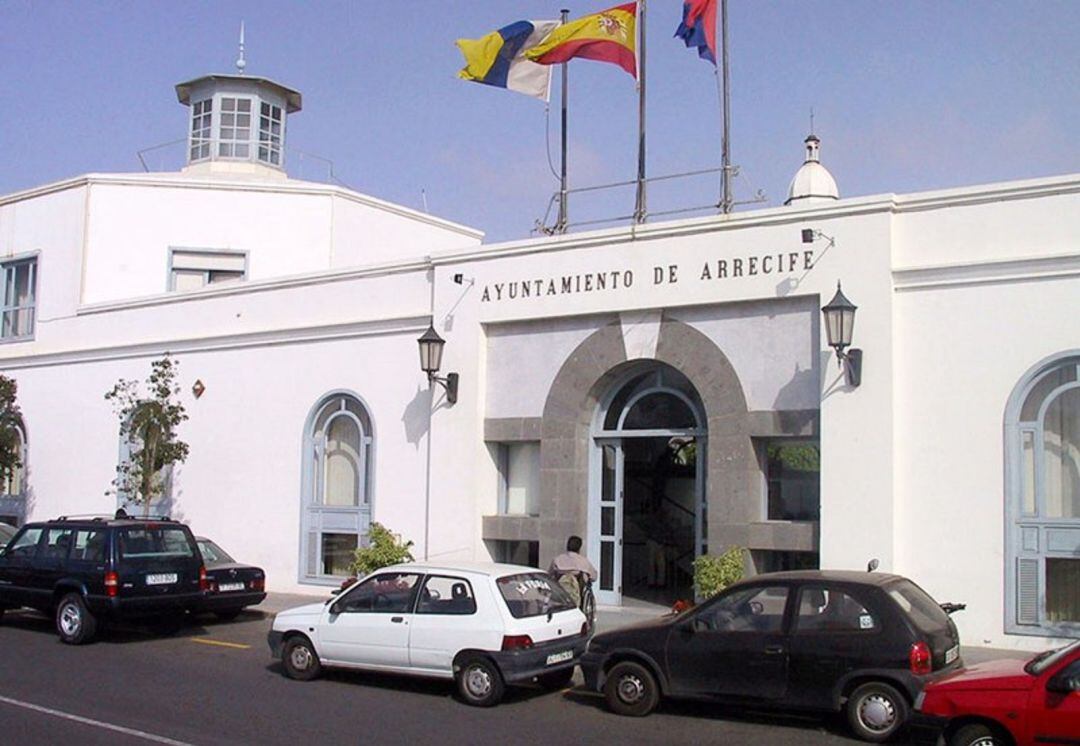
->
[[580, 575, 596, 634]]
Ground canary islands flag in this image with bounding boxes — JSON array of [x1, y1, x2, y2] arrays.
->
[[457, 20, 561, 100], [675, 0, 718, 64], [525, 3, 638, 79]]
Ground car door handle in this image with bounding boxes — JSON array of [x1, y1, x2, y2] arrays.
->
[[391, 616, 404, 623], [764, 645, 785, 655]]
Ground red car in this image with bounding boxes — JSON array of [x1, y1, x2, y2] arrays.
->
[[914, 639, 1080, 746]]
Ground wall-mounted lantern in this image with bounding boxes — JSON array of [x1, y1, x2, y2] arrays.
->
[[821, 282, 862, 387], [417, 324, 459, 405]]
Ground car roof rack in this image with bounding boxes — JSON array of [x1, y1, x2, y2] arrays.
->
[[53, 514, 115, 521], [52, 513, 175, 522]]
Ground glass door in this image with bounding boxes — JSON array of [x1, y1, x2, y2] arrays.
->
[[593, 441, 623, 606]]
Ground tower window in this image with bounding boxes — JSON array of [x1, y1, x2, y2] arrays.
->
[[258, 102, 283, 166], [189, 99, 212, 162], [217, 97, 253, 159]]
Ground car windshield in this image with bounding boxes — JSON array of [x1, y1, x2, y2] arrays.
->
[[1025, 639, 1080, 675], [497, 572, 577, 619], [198, 540, 234, 564], [886, 579, 950, 632], [118, 527, 195, 559]]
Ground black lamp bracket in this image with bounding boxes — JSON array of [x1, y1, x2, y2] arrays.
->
[[428, 372, 459, 405]]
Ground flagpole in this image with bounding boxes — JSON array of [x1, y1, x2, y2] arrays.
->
[[720, 0, 732, 214], [556, 9, 570, 234], [633, 0, 647, 224]]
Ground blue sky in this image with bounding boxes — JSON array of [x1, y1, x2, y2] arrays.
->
[[1, 1, 1077, 243]]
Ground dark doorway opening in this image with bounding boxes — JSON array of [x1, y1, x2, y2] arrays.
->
[[621, 436, 697, 606]]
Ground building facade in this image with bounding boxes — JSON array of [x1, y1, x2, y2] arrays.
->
[[1, 71, 1077, 649]]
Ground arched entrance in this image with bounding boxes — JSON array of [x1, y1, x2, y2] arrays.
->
[[590, 363, 706, 606]]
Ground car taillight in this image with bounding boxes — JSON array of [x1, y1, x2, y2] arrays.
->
[[104, 571, 119, 598], [199, 565, 209, 592], [501, 635, 534, 651], [910, 641, 932, 674], [251, 578, 265, 592]]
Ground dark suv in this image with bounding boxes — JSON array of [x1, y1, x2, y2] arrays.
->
[[0, 515, 207, 644]]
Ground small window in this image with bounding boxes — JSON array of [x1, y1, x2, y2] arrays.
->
[[189, 99, 212, 161], [118, 527, 194, 559], [417, 576, 477, 615], [697, 586, 790, 633], [258, 102, 284, 166], [6, 526, 42, 558], [169, 250, 246, 291], [336, 572, 421, 614], [795, 587, 878, 633], [41, 527, 76, 560], [497, 572, 576, 619], [72, 530, 107, 562], [497, 442, 540, 515], [217, 97, 253, 159], [1, 258, 37, 340], [763, 440, 820, 521]]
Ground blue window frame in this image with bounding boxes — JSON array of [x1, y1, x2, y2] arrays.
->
[[1005, 352, 1080, 636]]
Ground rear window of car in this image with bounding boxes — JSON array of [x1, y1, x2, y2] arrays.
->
[[118, 527, 195, 559], [887, 579, 950, 632], [497, 572, 577, 619]]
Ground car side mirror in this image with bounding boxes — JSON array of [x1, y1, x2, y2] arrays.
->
[[329, 601, 343, 615], [692, 617, 710, 633], [1046, 672, 1080, 694]]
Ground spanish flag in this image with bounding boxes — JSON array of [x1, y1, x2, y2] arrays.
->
[[457, 20, 561, 100], [525, 3, 638, 79]]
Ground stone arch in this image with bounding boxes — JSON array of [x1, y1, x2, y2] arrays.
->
[[537, 316, 753, 569]]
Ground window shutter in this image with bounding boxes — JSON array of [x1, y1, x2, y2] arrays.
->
[[306, 531, 319, 577], [1017, 557, 1039, 625]]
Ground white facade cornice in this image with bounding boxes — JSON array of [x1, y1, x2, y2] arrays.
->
[[0, 172, 484, 241], [0, 314, 432, 371], [893, 252, 1080, 291], [75, 258, 432, 317]]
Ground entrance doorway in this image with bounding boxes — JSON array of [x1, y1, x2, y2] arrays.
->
[[590, 365, 706, 607]]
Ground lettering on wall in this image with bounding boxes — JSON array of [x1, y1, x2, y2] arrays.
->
[[478, 249, 816, 303]]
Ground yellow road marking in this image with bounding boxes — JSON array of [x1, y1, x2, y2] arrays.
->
[[190, 637, 251, 650]]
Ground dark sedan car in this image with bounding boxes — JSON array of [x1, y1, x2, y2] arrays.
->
[[581, 570, 963, 743], [196, 537, 265, 620]]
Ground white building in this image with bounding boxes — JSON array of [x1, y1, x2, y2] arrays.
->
[[0, 69, 1077, 650]]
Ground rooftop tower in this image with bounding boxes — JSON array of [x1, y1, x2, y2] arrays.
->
[[174, 28, 302, 180], [785, 134, 839, 206]]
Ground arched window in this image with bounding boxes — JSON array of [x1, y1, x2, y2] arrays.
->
[[301, 393, 374, 582], [0, 417, 27, 526], [1006, 353, 1080, 635]]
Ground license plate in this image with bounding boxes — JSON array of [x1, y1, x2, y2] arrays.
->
[[545, 650, 573, 666], [217, 582, 245, 592], [146, 573, 178, 585], [945, 645, 959, 665]]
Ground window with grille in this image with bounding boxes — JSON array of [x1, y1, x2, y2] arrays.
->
[[189, 99, 212, 161], [217, 97, 253, 159]]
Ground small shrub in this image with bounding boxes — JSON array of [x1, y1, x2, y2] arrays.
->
[[349, 523, 415, 577], [692, 546, 745, 599]]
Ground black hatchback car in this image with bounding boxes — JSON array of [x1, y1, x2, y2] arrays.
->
[[0, 515, 207, 644], [581, 571, 963, 743]]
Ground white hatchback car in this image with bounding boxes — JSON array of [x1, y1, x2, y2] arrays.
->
[[268, 562, 589, 706]]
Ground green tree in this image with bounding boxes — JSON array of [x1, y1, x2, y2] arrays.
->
[[0, 375, 23, 487], [349, 523, 415, 576], [105, 355, 189, 516]]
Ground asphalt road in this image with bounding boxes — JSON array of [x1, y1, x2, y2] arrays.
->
[[0, 605, 879, 746]]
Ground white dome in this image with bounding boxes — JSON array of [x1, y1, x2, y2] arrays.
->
[[785, 135, 839, 206]]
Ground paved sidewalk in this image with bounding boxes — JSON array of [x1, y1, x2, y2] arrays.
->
[[259, 591, 1033, 663]]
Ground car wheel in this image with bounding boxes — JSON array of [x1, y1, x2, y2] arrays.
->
[[950, 724, 1001, 746], [537, 667, 574, 691], [846, 681, 909, 742], [56, 593, 97, 645], [214, 608, 243, 622], [456, 656, 505, 707], [282, 636, 322, 681], [604, 661, 660, 717]]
